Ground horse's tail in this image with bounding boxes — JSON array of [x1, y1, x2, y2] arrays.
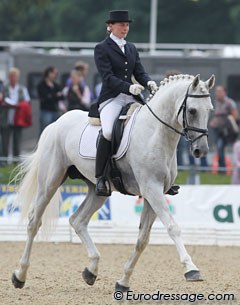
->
[[12, 124, 61, 235]]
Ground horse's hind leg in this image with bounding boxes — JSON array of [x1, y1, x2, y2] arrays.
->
[[69, 181, 107, 286], [12, 162, 66, 289], [116, 199, 156, 291]]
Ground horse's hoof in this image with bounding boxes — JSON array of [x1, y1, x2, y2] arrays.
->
[[115, 281, 130, 292], [185, 270, 203, 282], [82, 267, 97, 286], [11, 273, 25, 289]]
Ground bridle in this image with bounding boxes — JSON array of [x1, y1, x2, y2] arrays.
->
[[142, 84, 210, 144]]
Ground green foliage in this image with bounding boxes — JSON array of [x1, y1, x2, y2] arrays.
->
[[158, 0, 235, 43], [0, 164, 232, 185], [175, 170, 231, 184], [0, 0, 240, 43], [0, 164, 16, 184]]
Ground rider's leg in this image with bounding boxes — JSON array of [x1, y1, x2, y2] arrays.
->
[[95, 134, 111, 196], [95, 101, 123, 196]]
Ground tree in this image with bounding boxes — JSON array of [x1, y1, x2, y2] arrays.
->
[[0, 0, 239, 44], [158, 0, 235, 43]]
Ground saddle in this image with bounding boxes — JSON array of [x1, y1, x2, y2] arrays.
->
[[110, 103, 137, 195], [98, 103, 137, 196]]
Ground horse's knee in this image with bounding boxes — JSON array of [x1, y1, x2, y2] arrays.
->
[[69, 217, 86, 235], [167, 224, 181, 238], [136, 237, 149, 252], [27, 216, 41, 236]]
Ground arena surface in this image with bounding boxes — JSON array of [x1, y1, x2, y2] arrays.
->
[[0, 242, 239, 305]]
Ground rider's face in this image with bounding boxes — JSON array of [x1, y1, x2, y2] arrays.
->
[[109, 22, 129, 39]]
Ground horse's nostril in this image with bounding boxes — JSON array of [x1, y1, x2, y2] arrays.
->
[[194, 148, 200, 158]]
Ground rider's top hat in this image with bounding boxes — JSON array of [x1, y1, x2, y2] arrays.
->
[[106, 10, 132, 24]]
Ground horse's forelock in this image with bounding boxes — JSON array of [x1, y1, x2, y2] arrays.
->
[[197, 80, 210, 94]]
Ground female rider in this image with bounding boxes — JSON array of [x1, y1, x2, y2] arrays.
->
[[93, 10, 158, 196]]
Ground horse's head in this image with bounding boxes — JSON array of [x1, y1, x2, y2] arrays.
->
[[177, 74, 215, 158]]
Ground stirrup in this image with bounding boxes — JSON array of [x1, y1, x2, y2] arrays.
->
[[165, 184, 180, 196], [95, 177, 111, 197]]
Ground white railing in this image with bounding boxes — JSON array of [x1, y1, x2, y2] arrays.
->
[[1, 41, 240, 57]]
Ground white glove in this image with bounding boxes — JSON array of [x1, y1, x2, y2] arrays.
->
[[129, 84, 144, 95], [147, 80, 158, 92]]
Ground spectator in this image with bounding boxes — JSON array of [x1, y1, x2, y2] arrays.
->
[[63, 70, 88, 111], [66, 61, 92, 107], [177, 135, 208, 168], [93, 73, 102, 99], [94, 82, 102, 99], [37, 66, 63, 134], [0, 68, 30, 159], [210, 85, 238, 172], [231, 139, 240, 184], [0, 79, 4, 157], [165, 69, 181, 78]]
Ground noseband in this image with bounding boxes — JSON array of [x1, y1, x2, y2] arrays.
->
[[143, 85, 210, 144]]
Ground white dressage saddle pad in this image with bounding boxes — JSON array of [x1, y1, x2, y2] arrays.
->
[[79, 107, 140, 160]]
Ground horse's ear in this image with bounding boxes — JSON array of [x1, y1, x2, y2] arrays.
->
[[192, 74, 200, 89], [205, 74, 215, 90]]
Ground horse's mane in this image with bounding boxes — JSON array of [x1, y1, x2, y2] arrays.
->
[[147, 74, 208, 102], [159, 74, 194, 87]]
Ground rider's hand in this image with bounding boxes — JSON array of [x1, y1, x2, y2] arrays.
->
[[147, 80, 158, 92], [129, 84, 144, 95]]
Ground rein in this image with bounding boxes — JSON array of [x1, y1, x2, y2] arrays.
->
[[142, 85, 210, 144]]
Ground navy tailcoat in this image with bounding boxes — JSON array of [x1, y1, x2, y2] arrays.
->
[[89, 36, 151, 117]]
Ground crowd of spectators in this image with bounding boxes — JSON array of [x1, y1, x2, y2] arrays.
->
[[0, 61, 94, 161], [0, 68, 30, 162], [0, 64, 240, 180]]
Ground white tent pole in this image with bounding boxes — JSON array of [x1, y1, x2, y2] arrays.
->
[[150, 0, 158, 54]]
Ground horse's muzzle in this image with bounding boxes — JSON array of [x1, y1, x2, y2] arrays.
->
[[191, 145, 209, 158]]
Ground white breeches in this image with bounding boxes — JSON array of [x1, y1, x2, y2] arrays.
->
[[99, 94, 135, 141]]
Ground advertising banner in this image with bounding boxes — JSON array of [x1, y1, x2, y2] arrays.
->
[[0, 184, 111, 223], [107, 186, 240, 229], [0, 184, 240, 245]]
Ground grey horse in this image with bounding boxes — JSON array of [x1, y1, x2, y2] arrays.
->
[[12, 74, 215, 291]]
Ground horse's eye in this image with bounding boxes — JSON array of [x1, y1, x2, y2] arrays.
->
[[189, 108, 197, 115]]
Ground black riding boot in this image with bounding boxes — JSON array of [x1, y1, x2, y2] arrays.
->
[[95, 135, 111, 196]]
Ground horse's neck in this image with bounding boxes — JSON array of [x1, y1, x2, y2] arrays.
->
[[148, 80, 189, 123], [140, 80, 190, 154]]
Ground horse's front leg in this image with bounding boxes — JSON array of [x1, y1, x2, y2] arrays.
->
[[116, 198, 156, 291], [143, 183, 202, 282]]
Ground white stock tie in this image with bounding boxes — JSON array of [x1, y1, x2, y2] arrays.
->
[[118, 40, 126, 53]]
